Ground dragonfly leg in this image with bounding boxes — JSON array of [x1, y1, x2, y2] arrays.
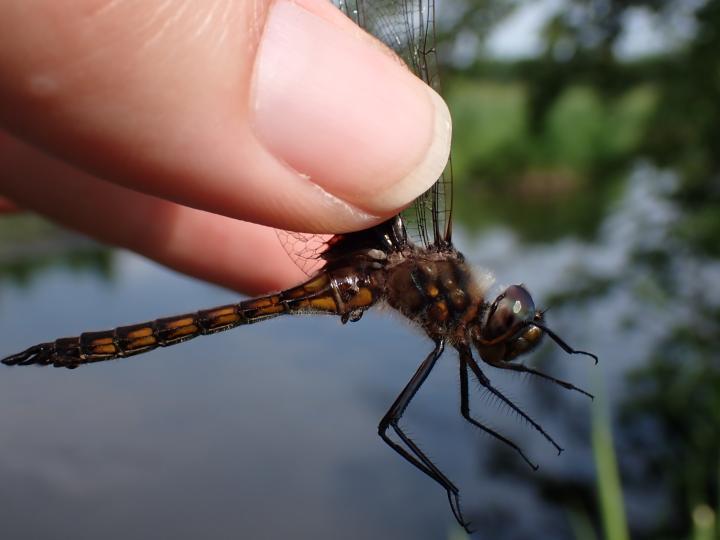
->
[[460, 346, 564, 455], [487, 361, 593, 400], [378, 340, 472, 533], [459, 357, 538, 470], [534, 323, 598, 364]]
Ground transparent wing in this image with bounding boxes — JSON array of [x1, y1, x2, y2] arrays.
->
[[335, 0, 454, 247], [278, 0, 454, 275], [276, 230, 333, 277]]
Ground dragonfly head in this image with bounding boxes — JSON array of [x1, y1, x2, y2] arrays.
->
[[471, 284, 545, 363]]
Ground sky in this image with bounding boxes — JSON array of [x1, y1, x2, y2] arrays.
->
[[484, 0, 699, 59]]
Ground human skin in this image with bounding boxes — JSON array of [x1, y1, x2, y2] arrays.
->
[[0, 0, 451, 294]]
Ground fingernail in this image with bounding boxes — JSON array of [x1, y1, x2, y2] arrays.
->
[[251, 0, 451, 215]]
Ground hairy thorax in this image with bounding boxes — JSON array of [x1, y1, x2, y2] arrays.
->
[[383, 248, 486, 343]]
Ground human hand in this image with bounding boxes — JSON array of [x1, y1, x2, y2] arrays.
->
[[0, 0, 451, 294]]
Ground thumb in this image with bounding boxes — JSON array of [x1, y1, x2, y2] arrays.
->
[[0, 0, 451, 233]]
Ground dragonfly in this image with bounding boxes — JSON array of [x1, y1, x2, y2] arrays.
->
[[1, 0, 597, 532]]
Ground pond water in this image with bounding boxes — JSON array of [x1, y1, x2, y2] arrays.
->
[[0, 164, 714, 539]]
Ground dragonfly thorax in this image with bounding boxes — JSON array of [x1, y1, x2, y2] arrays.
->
[[383, 248, 483, 340]]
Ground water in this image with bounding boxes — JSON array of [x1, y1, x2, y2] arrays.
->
[[0, 164, 711, 539]]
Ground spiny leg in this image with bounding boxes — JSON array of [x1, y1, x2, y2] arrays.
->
[[378, 340, 471, 533], [459, 358, 538, 470], [391, 418, 470, 531], [488, 362, 594, 400], [460, 346, 564, 455]]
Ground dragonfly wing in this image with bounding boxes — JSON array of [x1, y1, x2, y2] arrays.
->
[[275, 230, 333, 277], [277, 0, 455, 276], [334, 0, 454, 247]]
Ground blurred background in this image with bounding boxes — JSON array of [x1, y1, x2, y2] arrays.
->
[[0, 1, 718, 538]]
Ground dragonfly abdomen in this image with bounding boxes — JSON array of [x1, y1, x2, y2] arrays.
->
[[2, 271, 376, 369]]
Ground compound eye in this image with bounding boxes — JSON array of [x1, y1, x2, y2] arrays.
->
[[484, 285, 536, 340]]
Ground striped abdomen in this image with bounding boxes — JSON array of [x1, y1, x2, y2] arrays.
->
[[2, 271, 377, 369]]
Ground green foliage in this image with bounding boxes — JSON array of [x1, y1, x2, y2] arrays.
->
[[445, 78, 655, 241], [591, 387, 629, 540], [579, 379, 720, 540], [441, 0, 720, 252], [441, 3, 720, 538], [447, 78, 656, 187], [0, 215, 113, 286], [448, 80, 528, 184]]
